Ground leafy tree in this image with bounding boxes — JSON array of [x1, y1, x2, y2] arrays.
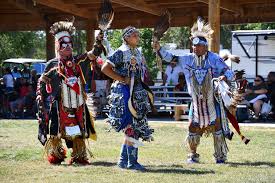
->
[[0, 31, 46, 63], [139, 28, 158, 79], [73, 30, 87, 55], [161, 27, 190, 49], [108, 29, 123, 49], [221, 25, 235, 49], [0, 33, 14, 62]]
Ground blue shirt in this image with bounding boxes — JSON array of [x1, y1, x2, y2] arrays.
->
[[158, 47, 234, 95]]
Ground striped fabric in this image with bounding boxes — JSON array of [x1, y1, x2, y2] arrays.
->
[[61, 77, 84, 109], [190, 69, 216, 128]]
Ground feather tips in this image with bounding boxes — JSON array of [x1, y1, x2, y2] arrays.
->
[[153, 11, 171, 41], [191, 17, 214, 40], [197, 17, 203, 32], [50, 18, 76, 37], [98, 0, 114, 31]]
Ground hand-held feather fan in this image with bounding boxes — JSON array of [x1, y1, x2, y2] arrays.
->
[[98, 0, 114, 31], [153, 11, 171, 42], [93, 0, 114, 56], [153, 11, 171, 72]]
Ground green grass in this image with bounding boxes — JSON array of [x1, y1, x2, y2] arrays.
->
[[0, 119, 275, 183]]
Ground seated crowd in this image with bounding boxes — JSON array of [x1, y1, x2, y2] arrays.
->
[[1, 64, 274, 121], [0, 66, 38, 118], [242, 72, 275, 120]]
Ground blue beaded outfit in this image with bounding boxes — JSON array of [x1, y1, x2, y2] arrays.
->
[[106, 43, 154, 142]]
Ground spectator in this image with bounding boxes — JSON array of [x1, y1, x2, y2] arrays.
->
[[21, 65, 30, 81], [3, 67, 14, 92], [11, 66, 22, 80], [88, 57, 112, 93], [25, 85, 37, 117], [245, 75, 268, 119], [10, 78, 30, 117], [163, 56, 182, 86], [93, 57, 109, 80], [174, 74, 187, 93], [174, 74, 189, 104], [267, 72, 275, 117], [30, 69, 38, 90]]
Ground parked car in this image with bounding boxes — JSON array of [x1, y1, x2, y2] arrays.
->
[[1, 58, 46, 77]]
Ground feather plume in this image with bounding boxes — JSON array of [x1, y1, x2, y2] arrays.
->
[[98, 0, 114, 31], [197, 17, 203, 32], [50, 18, 76, 36], [190, 17, 213, 41], [153, 11, 171, 41]]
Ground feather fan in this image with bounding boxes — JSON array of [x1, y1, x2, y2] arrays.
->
[[98, 0, 114, 31], [153, 11, 171, 41]]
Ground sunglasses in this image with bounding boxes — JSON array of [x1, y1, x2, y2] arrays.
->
[[61, 42, 72, 48], [254, 79, 261, 82], [59, 36, 73, 49]]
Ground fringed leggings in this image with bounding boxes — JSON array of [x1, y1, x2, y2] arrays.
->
[[185, 119, 228, 162]]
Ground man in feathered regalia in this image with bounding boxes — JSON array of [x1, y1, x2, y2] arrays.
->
[[101, 26, 154, 171], [37, 20, 103, 165], [153, 18, 235, 164]]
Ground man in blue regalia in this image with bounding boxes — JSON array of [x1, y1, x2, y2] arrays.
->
[[153, 18, 234, 164]]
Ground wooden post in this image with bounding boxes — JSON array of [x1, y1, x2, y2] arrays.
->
[[45, 21, 55, 61], [208, 0, 220, 53], [189, 22, 193, 53], [86, 21, 95, 51]]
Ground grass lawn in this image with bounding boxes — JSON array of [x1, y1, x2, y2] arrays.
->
[[0, 119, 274, 183]]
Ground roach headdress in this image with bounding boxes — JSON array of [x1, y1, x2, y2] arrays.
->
[[190, 17, 214, 45], [50, 19, 76, 40]]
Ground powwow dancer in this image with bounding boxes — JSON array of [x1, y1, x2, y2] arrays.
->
[[101, 26, 154, 171], [36, 19, 104, 165], [153, 17, 237, 164]]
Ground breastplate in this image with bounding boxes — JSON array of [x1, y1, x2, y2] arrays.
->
[[61, 76, 84, 109]]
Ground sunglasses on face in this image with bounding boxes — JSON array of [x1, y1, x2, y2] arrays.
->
[[254, 79, 261, 82], [61, 42, 72, 48], [59, 36, 73, 49]]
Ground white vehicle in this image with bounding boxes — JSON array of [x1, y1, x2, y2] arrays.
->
[[2, 58, 46, 76], [231, 30, 275, 79]]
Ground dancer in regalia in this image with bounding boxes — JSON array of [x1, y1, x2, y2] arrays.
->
[[101, 26, 154, 171], [37, 20, 103, 165], [153, 18, 235, 164]]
